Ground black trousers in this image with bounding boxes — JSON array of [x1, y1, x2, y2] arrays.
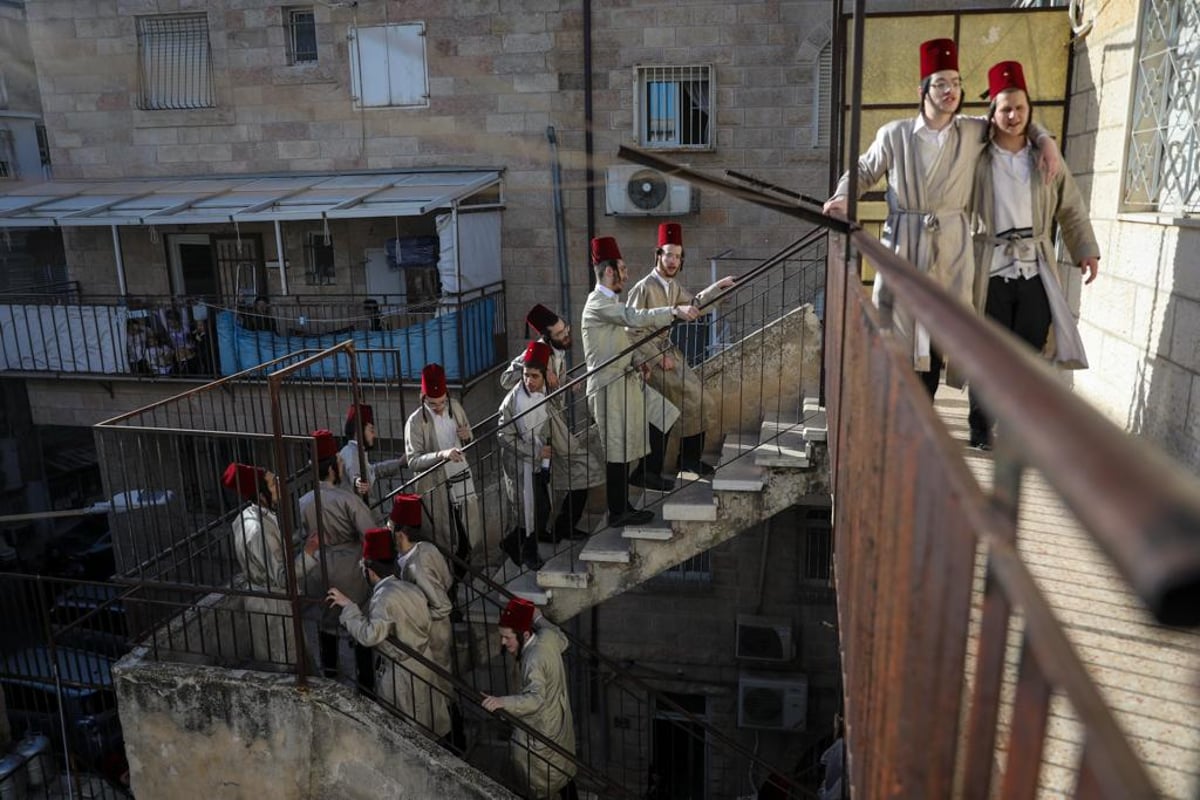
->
[[920, 348, 944, 399], [968, 274, 1051, 437]]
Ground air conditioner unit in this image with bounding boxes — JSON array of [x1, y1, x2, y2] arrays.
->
[[737, 674, 808, 732], [605, 164, 692, 216], [735, 614, 794, 662]]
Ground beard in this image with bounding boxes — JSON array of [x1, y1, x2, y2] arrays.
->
[[548, 336, 570, 352]]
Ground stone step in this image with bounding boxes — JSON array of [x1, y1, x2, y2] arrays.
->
[[578, 526, 632, 564], [507, 569, 550, 605], [757, 416, 812, 467], [536, 548, 592, 590], [662, 477, 717, 522], [621, 518, 674, 541], [802, 407, 828, 443], [712, 434, 767, 492]]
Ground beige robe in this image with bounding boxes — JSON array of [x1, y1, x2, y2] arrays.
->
[[231, 503, 296, 665], [970, 146, 1099, 370], [625, 270, 719, 437], [834, 115, 1053, 378], [397, 541, 455, 687], [405, 400, 493, 567], [340, 576, 451, 737], [580, 287, 680, 463], [500, 346, 605, 492], [493, 616, 576, 797]]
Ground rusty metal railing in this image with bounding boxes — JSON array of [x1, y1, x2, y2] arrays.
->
[[616, 145, 1200, 799]]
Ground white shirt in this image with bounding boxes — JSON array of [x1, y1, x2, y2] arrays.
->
[[989, 143, 1040, 280], [914, 114, 952, 182], [652, 269, 672, 293], [595, 283, 618, 300]]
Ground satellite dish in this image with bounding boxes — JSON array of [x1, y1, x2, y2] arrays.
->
[[627, 169, 668, 210]]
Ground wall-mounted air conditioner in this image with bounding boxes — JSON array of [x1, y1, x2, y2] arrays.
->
[[737, 674, 808, 732], [605, 164, 693, 216], [735, 614, 794, 662]]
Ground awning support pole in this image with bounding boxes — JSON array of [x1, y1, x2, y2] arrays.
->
[[274, 218, 290, 296], [111, 225, 127, 297]]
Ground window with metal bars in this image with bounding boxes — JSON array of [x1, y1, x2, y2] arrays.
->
[[1122, 0, 1200, 214], [635, 65, 713, 150], [136, 14, 215, 111], [0, 161, 11, 180], [285, 7, 318, 65], [658, 550, 713, 584]]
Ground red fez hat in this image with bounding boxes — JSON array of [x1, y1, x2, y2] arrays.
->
[[499, 596, 536, 634], [591, 236, 622, 265], [362, 527, 395, 562], [987, 60, 1027, 100], [346, 403, 374, 426], [522, 340, 552, 370], [389, 493, 423, 529], [919, 38, 958, 79], [657, 223, 683, 248], [312, 429, 339, 461], [525, 303, 560, 336], [222, 462, 264, 502], [421, 363, 447, 397]]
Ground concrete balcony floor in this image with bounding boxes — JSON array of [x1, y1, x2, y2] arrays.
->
[[936, 386, 1200, 799]]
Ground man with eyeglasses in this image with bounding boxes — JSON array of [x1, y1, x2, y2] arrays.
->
[[823, 38, 1061, 399], [501, 304, 605, 542]]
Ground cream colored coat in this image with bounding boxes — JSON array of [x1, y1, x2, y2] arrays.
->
[[340, 576, 451, 737], [625, 270, 717, 436], [397, 541, 454, 686], [834, 114, 1042, 376], [405, 400, 485, 557], [581, 287, 679, 463], [500, 346, 605, 492], [970, 146, 1098, 370], [495, 616, 576, 797], [231, 503, 296, 665]]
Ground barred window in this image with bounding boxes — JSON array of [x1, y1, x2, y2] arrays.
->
[[348, 22, 429, 108], [635, 65, 713, 150], [1123, 1, 1200, 214], [136, 15, 215, 110], [285, 7, 318, 65], [658, 550, 712, 584]]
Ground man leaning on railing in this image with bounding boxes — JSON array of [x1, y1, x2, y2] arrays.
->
[[482, 597, 579, 800]]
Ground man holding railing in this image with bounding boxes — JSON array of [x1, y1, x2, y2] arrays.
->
[[405, 363, 491, 574], [482, 597, 578, 799], [626, 222, 735, 475], [581, 236, 699, 527], [339, 403, 406, 504], [501, 303, 604, 543], [823, 38, 1060, 398], [223, 461, 295, 666], [327, 527, 451, 740]]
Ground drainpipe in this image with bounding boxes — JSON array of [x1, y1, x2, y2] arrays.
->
[[583, 0, 596, 276], [547, 126, 572, 335], [110, 225, 127, 297]]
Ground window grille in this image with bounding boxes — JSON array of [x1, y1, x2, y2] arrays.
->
[[0, 161, 11, 180], [635, 65, 714, 150], [136, 14, 215, 110], [285, 7, 318, 64], [659, 550, 713, 583], [348, 23, 429, 108], [1123, 0, 1200, 214], [36, 124, 51, 168], [813, 41, 832, 148]]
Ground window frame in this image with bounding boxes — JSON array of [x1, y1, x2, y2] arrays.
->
[[347, 21, 430, 110], [135, 13, 216, 111], [284, 6, 319, 65], [634, 64, 715, 151], [1121, 0, 1200, 215]]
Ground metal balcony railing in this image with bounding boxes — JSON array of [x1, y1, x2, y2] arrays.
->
[[0, 284, 506, 386]]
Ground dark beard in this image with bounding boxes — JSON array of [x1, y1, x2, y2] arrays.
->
[[548, 336, 569, 352]]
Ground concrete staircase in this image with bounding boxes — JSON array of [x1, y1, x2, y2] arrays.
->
[[490, 397, 831, 623]]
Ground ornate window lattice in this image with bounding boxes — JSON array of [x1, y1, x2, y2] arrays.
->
[[1123, 1, 1200, 214]]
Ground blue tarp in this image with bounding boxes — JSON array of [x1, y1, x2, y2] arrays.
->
[[215, 297, 497, 380]]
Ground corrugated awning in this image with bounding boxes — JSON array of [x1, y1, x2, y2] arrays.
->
[[0, 169, 503, 228]]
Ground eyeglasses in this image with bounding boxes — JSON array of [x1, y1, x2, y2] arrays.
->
[[930, 79, 962, 93]]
